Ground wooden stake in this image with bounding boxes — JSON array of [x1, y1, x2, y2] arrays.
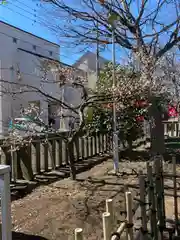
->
[[147, 162, 153, 233], [124, 184, 129, 213], [159, 155, 166, 228], [111, 222, 126, 240], [75, 228, 83, 240], [153, 156, 164, 240], [124, 184, 129, 240], [102, 212, 111, 240], [172, 155, 179, 235], [147, 163, 158, 240], [139, 174, 148, 239], [106, 199, 113, 228], [126, 191, 134, 240]]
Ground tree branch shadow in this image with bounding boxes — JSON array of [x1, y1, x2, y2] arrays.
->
[[12, 231, 48, 240], [11, 154, 110, 201], [119, 149, 150, 162], [73, 176, 139, 222]]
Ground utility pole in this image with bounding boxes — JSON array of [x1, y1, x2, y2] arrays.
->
[[96, 20, 99, 82], [97, 0, 119, 171], [112, 27, 119, 173]]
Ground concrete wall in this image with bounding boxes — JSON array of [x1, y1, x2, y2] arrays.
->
[[73, 51, 107, 91], [62, 84, 84, 130]]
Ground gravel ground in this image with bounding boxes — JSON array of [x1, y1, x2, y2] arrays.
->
[[1, 157, 180, 240]]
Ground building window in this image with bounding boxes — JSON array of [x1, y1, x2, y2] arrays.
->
[[33, 45, 36, 51], [49, 51, 52, 56], [13, 38, 17, 43]]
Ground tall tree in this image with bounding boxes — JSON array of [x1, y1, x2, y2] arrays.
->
[[95, 61, 177, 150], [41, 0, 180, 55], [40, 0, 180, 154]]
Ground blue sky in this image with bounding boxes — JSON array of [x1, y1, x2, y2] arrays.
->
[[0, 0, 177, 65], [0, 0, 116, 65]]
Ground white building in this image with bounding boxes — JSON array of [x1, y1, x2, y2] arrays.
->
[[0, 20, 61, 134], [73, 51, 107, 90], [50, 62, 87, 131], [0, 20, 89, 134]]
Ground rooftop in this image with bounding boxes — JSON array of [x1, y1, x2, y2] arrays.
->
[[0, 20, 59, 47]]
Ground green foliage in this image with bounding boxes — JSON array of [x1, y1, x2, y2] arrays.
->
[[96, 63, 139, 96], [86, 107, 94, 122], [119, 104, 145, 146], [85, 105, 112, 134], [94, 63, 146, 143], [86, 62, 171, 145]]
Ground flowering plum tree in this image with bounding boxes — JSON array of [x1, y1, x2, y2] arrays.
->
[[93, 60, 178, 152], [39, 0, 180, 155]]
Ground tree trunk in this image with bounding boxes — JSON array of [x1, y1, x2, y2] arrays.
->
[[67, 141, 76, 180], [149, 98, 165, 155], [127, 139, 133, 152], [138, 55, 165, 156], [19, 147, 34, 181]]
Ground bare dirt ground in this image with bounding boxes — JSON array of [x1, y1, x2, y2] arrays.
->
[[5, 156, 180, 239]]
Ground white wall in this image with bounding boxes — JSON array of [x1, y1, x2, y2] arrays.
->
[[75, 52, 106, 72], [73, 52, 107, 91], [62, 84, 84, 130], [57, 51, 108, 131], [0, 21, 60, 135], [57, 63, 88, 131]]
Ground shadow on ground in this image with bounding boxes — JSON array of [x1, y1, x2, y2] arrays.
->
[[120, 149, 150, 162], [9, 159, 140, 240], [12, 231, 48, 240], [10, 139, 180, 201], [11, 154, 111, 201], [120, 149, 180, 163]]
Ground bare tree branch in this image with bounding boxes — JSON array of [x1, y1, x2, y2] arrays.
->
[[40, 0, 179, 59]]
